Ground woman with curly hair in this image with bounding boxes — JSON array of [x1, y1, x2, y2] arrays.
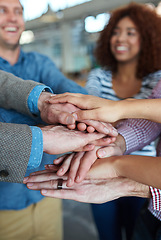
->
[[85, 3, 161, 240]]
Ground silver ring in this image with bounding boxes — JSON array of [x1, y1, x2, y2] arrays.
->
[[57, 179, 63, 190]]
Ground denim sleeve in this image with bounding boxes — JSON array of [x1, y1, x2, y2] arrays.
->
[[27, 85, 53, 116], [37, 56, 87, 94], [27, 126, 43, 169]]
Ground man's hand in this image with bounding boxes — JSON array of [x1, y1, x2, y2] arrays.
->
[[45, 147, 100, 187], [38, 92, 118, 136], [38, 91, 77, 125], [43, 134, 124, 186], [24, 169, 150, 203], [41, 125, 107, 155]]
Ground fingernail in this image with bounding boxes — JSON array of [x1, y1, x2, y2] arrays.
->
[[112, 128, 118, 136], [27, 183, 34, 187], [30, 172, 36, 176], [72, 113, 78, 120], [103, 127, 109, 134], [45, 164, 52, 168], [66, 116, 75, 125], [75, 175, 80, 182], [98, 150, 107, 158], [42, 190, 48, 194], [67, 178, 72, 186], [23, 177, 29, 183], [59, 168, 63, 173]]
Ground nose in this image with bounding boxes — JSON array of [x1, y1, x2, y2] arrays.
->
[[116, 32, 126, 42], [6, 11, 17, 22]]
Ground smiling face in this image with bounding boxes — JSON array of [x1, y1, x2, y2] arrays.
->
[[0, 0, 24, 49], [110, 16, 141, 64]]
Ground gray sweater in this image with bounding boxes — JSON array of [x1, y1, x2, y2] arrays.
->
[[0, 70, 43, 183]]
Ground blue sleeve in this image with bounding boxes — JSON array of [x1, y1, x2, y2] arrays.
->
[[27, 85, 53, 116], [36, 56, 88, 94], [27, 126, 43, 169]]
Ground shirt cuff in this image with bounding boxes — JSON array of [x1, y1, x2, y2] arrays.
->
[[149, 186, 161, 211], [27, 126, 43, 170], [27, 85, 53, 116], [117, 123, 140, 155]]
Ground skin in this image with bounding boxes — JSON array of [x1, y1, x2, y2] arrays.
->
[[30, 16, 146, 188], [22, 14, 161, 204], [110, 17, 140, 64], [23, 162, 150, 204], [41, 124, 107, 155], [0, 0, 118, 137], [46, 93, 161, 124], [0, 0, 24, 64], [110, 16, 141, 99]]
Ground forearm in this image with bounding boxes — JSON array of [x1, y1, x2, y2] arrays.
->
[[0, 70, 44, 116], [114, 155, 161, 190], [118, 98, 161, 123], [0, 122, 32, 183]]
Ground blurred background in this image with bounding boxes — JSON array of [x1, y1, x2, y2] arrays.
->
[[19, 1, 161, 239], [20, 0, 161, 87]]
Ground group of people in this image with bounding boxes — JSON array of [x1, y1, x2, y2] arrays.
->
[[1, 1, 161, 240]]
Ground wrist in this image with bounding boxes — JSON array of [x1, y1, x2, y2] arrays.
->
[[41, 128, 48, 153], [115, 134, 126, 154], [118, 99, 132, 119], [119, 178, 151, 198], [38, 91, 52, 113]]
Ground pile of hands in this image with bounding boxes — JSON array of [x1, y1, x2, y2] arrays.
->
[[23, 92, 139, 203]]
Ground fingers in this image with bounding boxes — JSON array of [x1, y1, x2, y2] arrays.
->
[[67, 152, 85, 187], [91, 136, 116, 146], [26, 178, 68, 191], [96, 144, 123, 158], [23, 170, 61, 184], [77, 119, 118, 136], [40, 189, 82, 202], [75, 149, 97, 183], [47, 93, 83, 106], [55, 111, 76, 125], [56, 153, 74, 177]]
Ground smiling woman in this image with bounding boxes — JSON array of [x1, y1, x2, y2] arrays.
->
[[85, 2, 161, 240]]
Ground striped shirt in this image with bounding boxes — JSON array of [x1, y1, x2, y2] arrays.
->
[[86, 68, 161, 156], [118, 79, 161, 219]]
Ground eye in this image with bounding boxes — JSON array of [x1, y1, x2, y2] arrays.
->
[[0, 7, 5, 14], [15, 8, 23, 16], [112, 30, 120, 36], [127, 32, 135, 36]]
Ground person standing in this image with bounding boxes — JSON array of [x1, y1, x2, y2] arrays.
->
[[85, 3, 161, 240], [0, 0, 86, 239]]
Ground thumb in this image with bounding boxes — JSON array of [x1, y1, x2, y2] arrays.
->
[[58, 112, 75, 125], [73, 109, 98, 121]]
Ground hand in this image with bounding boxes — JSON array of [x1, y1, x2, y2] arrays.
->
[[44, 134, 124, 186], [38, 91, 78, 125], [38, 92, 118, 136], [46, 146, 100, 187], [24, 170, 150, 203], [41, 125, 106, 155], [69, 120, 118, 136], [96, 134, 126, 158], [46, 93, 122, 123]]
